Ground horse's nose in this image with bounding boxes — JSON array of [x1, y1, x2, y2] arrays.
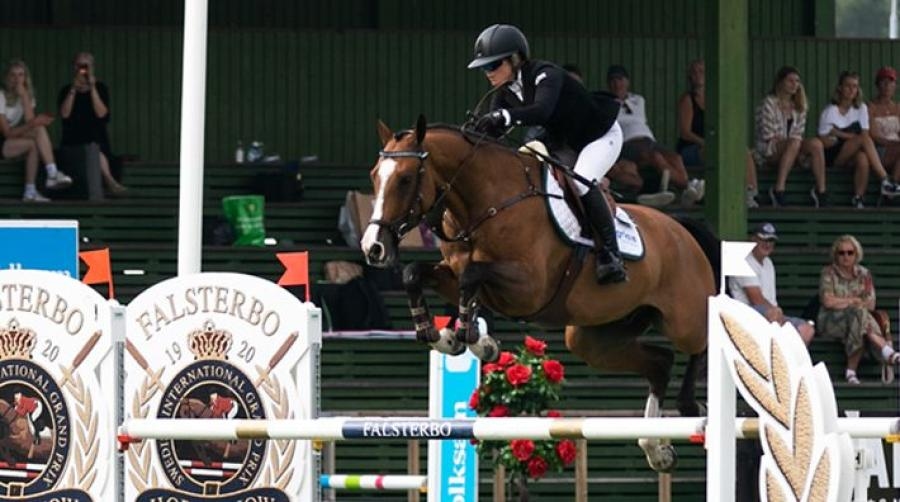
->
[[366, 242, 385, 264], [361, 224, 385, 263]]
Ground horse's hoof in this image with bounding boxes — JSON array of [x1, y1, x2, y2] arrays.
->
[[430, 328, 466, 356], [645, 444, 678, 473], [468, 336, 500, 362], [416, 326, 440, 345]]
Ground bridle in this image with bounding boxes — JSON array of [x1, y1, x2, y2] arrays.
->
[[370, 127, 548, 245], [369, 149, 430, 240]]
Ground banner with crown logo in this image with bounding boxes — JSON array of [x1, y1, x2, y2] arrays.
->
[[0, 270, 115, 501], [124, 273, 321, 502]]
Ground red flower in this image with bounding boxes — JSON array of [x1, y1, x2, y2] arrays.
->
[[505, 364, 532, 386], [481, 363, 501, 375], [510, 439, 535, 461], [524, 336, 547, 356], [546, 410, 562, 418], [527, 455, 549, 479], [497, 351, 516, 367], [488, 405, 509, 417], [468, 389, 479, 410], [556, 440, 577, 465], [542, 359, 565, 383]]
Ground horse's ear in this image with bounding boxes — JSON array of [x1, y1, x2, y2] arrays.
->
[[415, 114, 427, 145], [376, 120, 393, 147]]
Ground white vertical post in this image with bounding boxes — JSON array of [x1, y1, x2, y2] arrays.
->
[[706, 296, 736, 502], [891, 0, 898, 39], [177, 0, 209, 275]]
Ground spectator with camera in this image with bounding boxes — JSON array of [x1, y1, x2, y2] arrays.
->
[[817, 70, 898, 208], [0, 59, 72, 201], [57, 52, 127, 195]]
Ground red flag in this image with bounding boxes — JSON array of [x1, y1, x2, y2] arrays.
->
[[277, 252, 310, 301], [434, 316, 452, 330], [79, 248, 114, 299]]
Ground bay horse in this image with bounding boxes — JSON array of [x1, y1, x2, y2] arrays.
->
[[361, 116, 718, 472]]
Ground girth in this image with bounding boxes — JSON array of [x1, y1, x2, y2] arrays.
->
[[518, 245, 589, 324]]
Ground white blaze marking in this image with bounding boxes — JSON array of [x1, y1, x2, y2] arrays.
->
[[361, 159, 397, 257]]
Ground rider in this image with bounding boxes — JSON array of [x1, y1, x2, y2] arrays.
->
[[468, 24, 627, 284]]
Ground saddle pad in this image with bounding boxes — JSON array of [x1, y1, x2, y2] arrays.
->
[[542, 165, 644, 260]]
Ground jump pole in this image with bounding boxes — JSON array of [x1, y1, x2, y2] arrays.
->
[[118, 416, 900, 443]]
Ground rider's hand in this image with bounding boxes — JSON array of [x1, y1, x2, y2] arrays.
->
[[475, 110, 507, 135]]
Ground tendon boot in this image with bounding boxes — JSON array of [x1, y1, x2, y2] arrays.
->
[[580, 188, 627, 284]]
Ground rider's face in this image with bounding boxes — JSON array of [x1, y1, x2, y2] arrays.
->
[[484, 59, 514, 88]]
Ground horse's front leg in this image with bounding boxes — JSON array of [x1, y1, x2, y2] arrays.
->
[[403, 262, 465, 355], [455, 262, 500, 362]]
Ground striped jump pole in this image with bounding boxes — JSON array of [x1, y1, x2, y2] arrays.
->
[[117, 416, 900, 445], [320, 474, 427, 492]]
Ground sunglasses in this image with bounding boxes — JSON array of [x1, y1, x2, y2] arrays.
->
[[837, 250, 855, 256], [481, 60, 503, 73]]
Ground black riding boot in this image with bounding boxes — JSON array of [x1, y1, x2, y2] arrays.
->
[[580, 188, 628, 284]]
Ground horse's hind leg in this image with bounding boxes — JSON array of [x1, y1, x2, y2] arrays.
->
[[565, 324, 678, 473], [676, 351, 707, 417], [403, 262, 464, 355]]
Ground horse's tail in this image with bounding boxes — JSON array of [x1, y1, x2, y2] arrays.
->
[[672, 215, 722, 294]]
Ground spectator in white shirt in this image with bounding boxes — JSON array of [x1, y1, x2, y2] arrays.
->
[[729, 222, 815, 345], [607, 65, 704, 207], [817, 70, 899, 208]]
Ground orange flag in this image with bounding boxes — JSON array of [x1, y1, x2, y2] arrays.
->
[[277, 251, 310, 301], [79, 248, 114, 299]]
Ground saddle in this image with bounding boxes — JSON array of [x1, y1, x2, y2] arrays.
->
[[518, 141, 643, 259]]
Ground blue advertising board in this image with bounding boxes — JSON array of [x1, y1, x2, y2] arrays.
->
[[428, 347, 480, 501], [0, 220, 79, 277]]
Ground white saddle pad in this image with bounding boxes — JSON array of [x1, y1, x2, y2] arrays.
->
[[542, 166, 644, 260]]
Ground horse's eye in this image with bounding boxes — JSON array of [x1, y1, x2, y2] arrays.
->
[[397, 175, 413, 188]]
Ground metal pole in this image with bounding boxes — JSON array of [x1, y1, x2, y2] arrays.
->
[[177, 0, 208, 275]]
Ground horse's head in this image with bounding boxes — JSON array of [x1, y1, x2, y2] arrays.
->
[[362, 115, 435, 267]]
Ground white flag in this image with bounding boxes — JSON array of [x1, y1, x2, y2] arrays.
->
[[721, 241, 757, 278]]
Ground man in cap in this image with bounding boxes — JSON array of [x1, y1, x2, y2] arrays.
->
[[607, 64, 705, 207], [728, 222, 815, 345]]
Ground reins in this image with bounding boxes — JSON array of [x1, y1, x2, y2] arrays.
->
[[376, 125, 554, 244]]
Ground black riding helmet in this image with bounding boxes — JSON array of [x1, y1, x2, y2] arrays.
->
[[467, 24, 530, 69]]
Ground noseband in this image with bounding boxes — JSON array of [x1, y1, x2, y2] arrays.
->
[[369, 149, 430, 239]]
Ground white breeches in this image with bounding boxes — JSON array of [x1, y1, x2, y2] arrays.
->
[[573, 121, 623, 195]]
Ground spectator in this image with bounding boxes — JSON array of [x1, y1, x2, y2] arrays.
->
[[728, 222, 815, 345], [57, 52, 127, 195], [754, 66, 827, 208], [0, 59, 72, 201], [817, 70, 899, 208], [607, 64, 705, 207], [817, 235, 898, 384], [676, 59, 759, 208], [866, 66, 900, 192]]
